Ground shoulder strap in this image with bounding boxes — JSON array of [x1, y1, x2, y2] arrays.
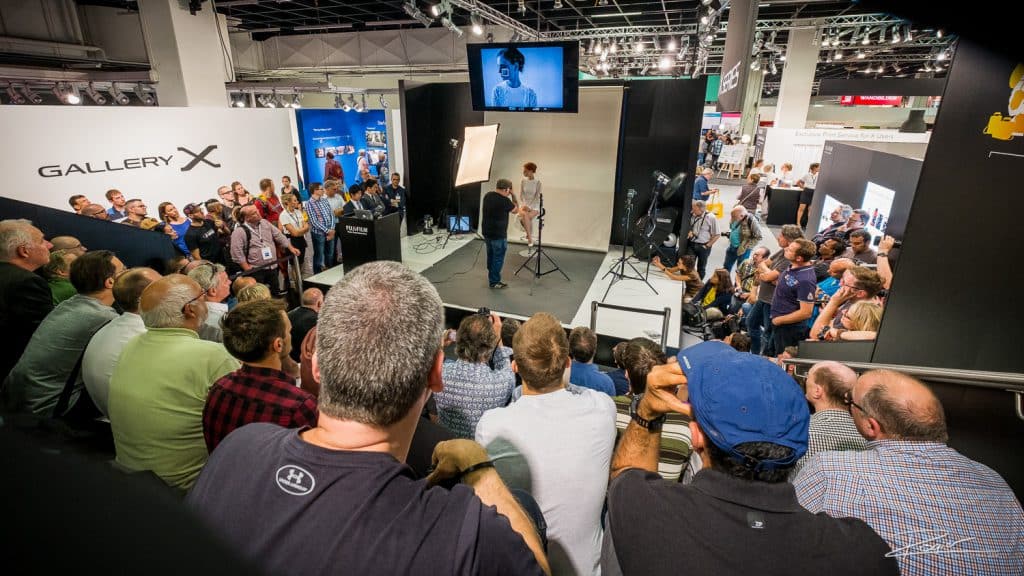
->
[[53, 317, 114, 417]]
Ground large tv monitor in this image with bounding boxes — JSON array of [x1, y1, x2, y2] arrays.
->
[[861, 182, 895, 243], [467, 41, 579, 113]]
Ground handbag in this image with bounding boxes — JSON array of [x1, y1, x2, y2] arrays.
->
[[707, 191, 724, 218]]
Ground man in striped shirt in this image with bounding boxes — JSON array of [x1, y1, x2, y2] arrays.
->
[[790, 360, 866, 476], [794, 369, 1024, 576], [305, 183, 336, 274]]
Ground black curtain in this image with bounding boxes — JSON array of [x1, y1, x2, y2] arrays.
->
[[610, 79, 707, 246], [401, 83, 484, 234]]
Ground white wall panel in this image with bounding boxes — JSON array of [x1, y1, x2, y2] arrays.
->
[[483, 86, 623, 252], [0, 106, 294, 214]]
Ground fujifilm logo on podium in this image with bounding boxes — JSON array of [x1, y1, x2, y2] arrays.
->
[[37, 145, 221, 178], [345, 224, 369, 236]]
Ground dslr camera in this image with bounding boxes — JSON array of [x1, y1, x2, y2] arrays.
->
[[477, 307, 491, 317]]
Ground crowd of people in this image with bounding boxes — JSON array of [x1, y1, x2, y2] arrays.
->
[[66, 173, 408, 291], [1, 210, 1021, 575]]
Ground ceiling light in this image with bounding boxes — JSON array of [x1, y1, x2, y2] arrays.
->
[[429, 3, 442, 17], [347, 94, 358, 111], [634, 39, 644, 53], [470, 12, 484, 35], [658, 57, 671, 71], [936, 29, 943, 39], [291, 94, 302, 108], [903, 26, 913, 42], [877, 27, 885, 44], [834, 48, 843, 60], [404, 2, 433, 27], [936, 51, 948, 61], [700, 14, 709, 25], [293, 23, 353, 31], [599, 51, 607, 62], [861, 30, 871, 45], [84, 82, 107, 105], [108, 84, 129, 105], [56, 82, 81, 105], [518, 0, 526, 14], [891, 26, 901, 43], [609, 41, 617, 53], [750, 58, 760, 71], [6, 83, 25, 104], [856, 49, 865, 59], [355, 94, 366, 112], [770, 58, 778, 75], [334, 94, 344, 109], [554, 0, 563, 7], [594, 11, 641, 17], [379, 93, 390, 108], [134, 83, 155, 105], [666, 37, 677, 51], [441, 16, 463, 37], [640, 63, 650, 75], [233, 94, 246, 107]]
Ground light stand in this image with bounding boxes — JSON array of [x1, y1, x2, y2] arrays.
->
[[440, 138, 468, 250], [601, 188, 659, 302], [514, 193, 569, 292]]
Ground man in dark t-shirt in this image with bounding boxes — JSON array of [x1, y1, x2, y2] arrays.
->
[[770, 238, 818, 353], [185, 262, 548, 576], [481, 178, 520, 289], [184, 203, 225, 264]]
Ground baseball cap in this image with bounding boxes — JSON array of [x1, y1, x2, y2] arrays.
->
[[677, 341, 809, 470], [182, 203, 202, 216]]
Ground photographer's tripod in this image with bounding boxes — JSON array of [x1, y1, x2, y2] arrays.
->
[[515, 193, 569, 292], [441, 138, 468, 250], [602, 188, 658, 302]]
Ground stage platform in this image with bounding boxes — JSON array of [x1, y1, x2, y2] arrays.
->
[[305, 232, 688, 348]]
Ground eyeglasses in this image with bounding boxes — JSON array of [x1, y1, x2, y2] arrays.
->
[[181, 289, 205, 315], [842, 391, 871, 418]]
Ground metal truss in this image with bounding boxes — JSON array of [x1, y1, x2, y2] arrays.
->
[[447, 0, 541, 39]]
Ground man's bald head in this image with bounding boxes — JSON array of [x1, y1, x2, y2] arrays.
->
[[232, 276, 257, 297], [113, 267, 161, 313], [807, 360, 858, 408], [51, 235, 86, 256], [140, 274, 206, 330], [301, 287, 324, 309], [856, 369, 948, 443]]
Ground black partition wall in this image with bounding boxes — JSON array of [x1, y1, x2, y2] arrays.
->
[[807, 141, 924, 242], [611, 79, 706, 245], [401, 82, 484, 234]]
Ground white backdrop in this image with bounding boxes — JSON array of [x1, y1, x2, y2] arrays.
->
[[482, 86, 624, 252], [0, 107, 295, 213]]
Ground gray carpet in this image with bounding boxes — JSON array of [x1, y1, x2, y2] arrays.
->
[[422, 239, 607, 323]]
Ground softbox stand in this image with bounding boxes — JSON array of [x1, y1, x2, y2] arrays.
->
[[602, 188, 658, 302], [514, 193, 569, 293]]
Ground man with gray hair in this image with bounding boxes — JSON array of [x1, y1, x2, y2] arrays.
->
[[0, 219, 54, 381], [109, 274, 239, 490], [795, 370, 1024, 576], [813, 204, 852, 247], [691, 167, 717, 201], [722, 205, 762, 273], [186, 261, 549, 575], [686, 199, 719, 279], [187, 261, 230, 342], [5, 251, 123, 421], [83, 267, 162, 417], [791, 361, 866, 476]]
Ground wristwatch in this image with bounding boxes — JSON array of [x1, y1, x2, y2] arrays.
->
[[877, 252, 888, 258], [630, 394, 666, 432]]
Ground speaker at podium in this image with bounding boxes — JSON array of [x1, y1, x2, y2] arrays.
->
[[339, 212, 403, 274]]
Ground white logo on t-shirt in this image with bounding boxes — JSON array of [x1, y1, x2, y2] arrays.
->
[[275, 464, 316, 496]]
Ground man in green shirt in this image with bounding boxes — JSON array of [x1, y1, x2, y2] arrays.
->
[[109, 274, 239, 491]]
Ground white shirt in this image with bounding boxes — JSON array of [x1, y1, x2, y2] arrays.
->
[[476, 386, 617, 576], [279, 208, 304, 236], [82, 312, 147, 418], [197, 301, 229, 343], [521, 178, 542, 209], [492, 81, 538, 108]]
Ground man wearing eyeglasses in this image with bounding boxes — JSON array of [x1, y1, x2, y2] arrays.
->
[[790, 361, 866, 477], [186, 261, 231, 342], [117, 199, 148, 226], [809, 266, 883, 341], [794, 370, 1024, 576], [230, 205, 299, 295], [108, 274, 240, 491]]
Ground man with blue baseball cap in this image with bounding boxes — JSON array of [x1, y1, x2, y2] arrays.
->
[[600, 341, 897, 576]]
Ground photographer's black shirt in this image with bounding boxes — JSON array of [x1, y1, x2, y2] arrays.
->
[[482, 192, 514, 240]]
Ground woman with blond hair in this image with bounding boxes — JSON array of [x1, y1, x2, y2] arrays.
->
[[836, 300, 883, 341]]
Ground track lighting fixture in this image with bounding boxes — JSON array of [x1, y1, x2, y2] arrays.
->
[[134, 83, 155, 105], [53, 82, 81, 105], [108, 84, 130, 105], [379, 93, 390, 109], [6, 83, 25, 104], [84, 82, 107, 105]]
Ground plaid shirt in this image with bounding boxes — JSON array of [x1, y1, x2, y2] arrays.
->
[[793, 440, 1024, 576], [202, 365, 318, 453], [306, 196, 336, 235], [790, 408, 866, 477]]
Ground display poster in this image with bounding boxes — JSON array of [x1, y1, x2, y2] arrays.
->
[[718, 144, 746, 164], [295, 109, 388, 188], [861, 181, 895, 241], [818, 194, 841, 233]]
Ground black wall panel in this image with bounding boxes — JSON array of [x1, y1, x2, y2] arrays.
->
[[401, 83, 484, 234]]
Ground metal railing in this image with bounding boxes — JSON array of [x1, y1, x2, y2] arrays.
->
[[590, 301, 671, 352], [782, 358, 1024, 421]]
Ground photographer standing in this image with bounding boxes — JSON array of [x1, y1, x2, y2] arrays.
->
[[686, 200, 719, 280], [482, 179, 521, 289]]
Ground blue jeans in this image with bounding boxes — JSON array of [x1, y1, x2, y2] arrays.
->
[[722, 245, 750, 274], [485, 238, 507, 285], [747, 300, 772, 355], [311, 232, 334, 274]]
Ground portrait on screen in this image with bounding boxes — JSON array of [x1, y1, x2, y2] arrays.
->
[[480, 46, 564, 110]]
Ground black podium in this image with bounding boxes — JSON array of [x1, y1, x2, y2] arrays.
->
[[339, 212, 402, 274]]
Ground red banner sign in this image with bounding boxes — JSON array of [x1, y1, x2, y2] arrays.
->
[[840, 95, 904, 106]]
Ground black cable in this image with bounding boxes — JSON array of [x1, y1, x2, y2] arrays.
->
[[430, 238, 485, 285]]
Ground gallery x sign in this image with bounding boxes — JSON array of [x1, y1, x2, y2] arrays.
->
[[178, 145, 221, 171]]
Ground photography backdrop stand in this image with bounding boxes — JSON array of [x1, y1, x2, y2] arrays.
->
[[514, 193, 569, 294], [602, 188, 658, 302], [441, 138, 468, 250]]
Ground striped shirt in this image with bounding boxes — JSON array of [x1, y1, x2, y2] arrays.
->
[[306, 196, 336, 235], [793, 440, 1024, 576], [435, 347, 515, 439], [613, 395, 694, 482], [791, 408, 866, 476]]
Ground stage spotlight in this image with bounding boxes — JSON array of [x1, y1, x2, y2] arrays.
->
[[658, 57, 671, 71], [470, 12, 483, 36], [356, 94, 367, 112], [554, 0, 563, 7], [108, 83, 130, 105], [291, 94, 302, 108], [346, 94, 357, 111], [233, 94, 246, 107], [84, 82, 107, 105], [666, 37, 677, 51], [429, 3, 442, 18], [441, 16, 463, 38], [134, 83, 155, 105], [769, 58, 778, 75], [6, 83, 25, 104], [53, 82, 81, 104]]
